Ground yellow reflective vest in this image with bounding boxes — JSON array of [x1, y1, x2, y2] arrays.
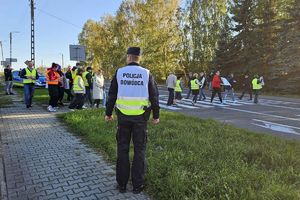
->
[[82, 71, 90, 87], [116, 65, 150, 116], [191, 79, 199, 90], [175, 80, 182, 92], [73, 76, 84, 92], [23, 68, 37, 84], [252, 78, 262, 90]]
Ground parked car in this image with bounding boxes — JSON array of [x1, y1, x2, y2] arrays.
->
[[12, 70, 46, 87]]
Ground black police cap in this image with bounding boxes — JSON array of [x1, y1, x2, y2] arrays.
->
[[127, 47, 142, 56]]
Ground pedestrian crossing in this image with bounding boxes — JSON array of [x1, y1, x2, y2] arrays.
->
[[158, 95, 299, 111]]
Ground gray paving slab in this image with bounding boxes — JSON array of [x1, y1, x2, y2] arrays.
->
[[0, 101, 151, 200]]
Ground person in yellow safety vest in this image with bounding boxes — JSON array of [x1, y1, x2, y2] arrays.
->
[[174, 76, 183, 104], [19, 60, 39, 108], [82, 66, 93, 107], [105, 47, 160, 194], [68, 68, 86, 110], [191, 73, 200, 105], [46, 63, 60, 112], [252, 74, 264, 104]]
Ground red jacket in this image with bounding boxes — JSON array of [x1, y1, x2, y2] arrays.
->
[[212, 74, 221, 88]]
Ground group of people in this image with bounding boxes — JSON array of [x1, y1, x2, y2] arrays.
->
[[166, 70, 265, 106], [46, 62, 105, 112]]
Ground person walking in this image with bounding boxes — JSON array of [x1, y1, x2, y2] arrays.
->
[[191, 73, 200, 105], [174, 76, 183, 104], [83, 66, 93, 107], [92, 69, 104, 108], [105, 47, 160, 194], [46, 63, 60, 112], [57, 65, 66, 106], [239, 74, 252, 100], [198, 71, 206, 101], [185, 72, 193, 99], [223, 73, 236, 103], [20, 60, 39, 108], [68, 68, 86, 110], [4, 65, 14, 95], [65, 66, 74, 101], [252, 74, 264, 104], [166, 72, 177, 106], [210, 70, 223, 104]]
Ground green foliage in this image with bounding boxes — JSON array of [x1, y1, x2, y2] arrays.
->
[[60, 109, 300, 200], [79, 0, 300, 93]]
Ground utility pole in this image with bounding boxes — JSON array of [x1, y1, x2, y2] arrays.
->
[[10, 32, 12, 66], [9, 31, 19, 66], [30, 0, 35, 65]]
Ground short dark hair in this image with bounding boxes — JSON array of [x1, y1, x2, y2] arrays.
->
[[77, 68, 84, 76]]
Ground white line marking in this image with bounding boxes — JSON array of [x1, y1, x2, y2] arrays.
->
[[253, 119, 300, 130], [159, 100, 199, 109], [182, 98, 228, 107], [222, 107, 300, 122], [258, 103, 300, 111], [159, 104, 181, 110], [179, 99, 214, 108], [252, 123, 300, 135]]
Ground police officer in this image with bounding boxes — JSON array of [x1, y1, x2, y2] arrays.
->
[[105, 47, 160, 194]]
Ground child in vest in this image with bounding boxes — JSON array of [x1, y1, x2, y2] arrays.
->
[[68, 68, 86, 110], [191, 73, 200, 105], [174, 76, 183, 104]]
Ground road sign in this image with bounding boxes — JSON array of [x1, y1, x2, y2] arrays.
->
[[5, 58, 17, 62], [69, 45, 86, 61], [1, 61, 10, 66]]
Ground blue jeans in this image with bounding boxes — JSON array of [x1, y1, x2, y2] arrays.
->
[[198, 88, 206, 100], [224, 88, 235, 102], [24, 84, 35, 106]]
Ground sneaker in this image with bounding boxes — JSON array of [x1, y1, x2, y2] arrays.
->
[[26, 105, 30, 109], [117, 185, 126, 193], [133, 185, 144, 194], [69, 109, 75, 112], [82, 105, 87, 109]]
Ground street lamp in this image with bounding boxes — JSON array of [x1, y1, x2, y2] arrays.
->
[[10, 31, 20, 66]]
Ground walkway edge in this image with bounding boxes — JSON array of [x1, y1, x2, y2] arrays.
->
[[0, 109, 8, 200]]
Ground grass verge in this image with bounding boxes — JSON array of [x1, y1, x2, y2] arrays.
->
[[59, 109, 300, 200], [0, 84, 13, 107]]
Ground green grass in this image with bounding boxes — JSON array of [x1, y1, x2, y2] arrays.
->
[[59, 109, 300, 200], [0, 84, 13, 107]]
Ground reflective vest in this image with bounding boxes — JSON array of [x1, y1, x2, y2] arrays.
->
[[116, 65, 150, 116], [191, 79, 199, 90], [175, 80, 182, 92], [73, 76, 84, 92], [23, 68, 37, 84], [82, 71, 90, 86], [71, 69, 77, 80], [46, 70, 60, 85], [252, 78, 262, 90]]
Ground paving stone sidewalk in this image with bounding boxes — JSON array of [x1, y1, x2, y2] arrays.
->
[[0, 101, 151, 200]]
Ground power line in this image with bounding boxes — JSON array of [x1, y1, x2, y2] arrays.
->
[[37, 8, 82, 30]]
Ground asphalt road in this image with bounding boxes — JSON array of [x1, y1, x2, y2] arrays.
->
[[158, 86, 300, 140]]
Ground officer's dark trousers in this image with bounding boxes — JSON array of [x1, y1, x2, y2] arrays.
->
[[116, 114, 147, 188], [167, 88, 174, 105], [85, 87, 93, 106]]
